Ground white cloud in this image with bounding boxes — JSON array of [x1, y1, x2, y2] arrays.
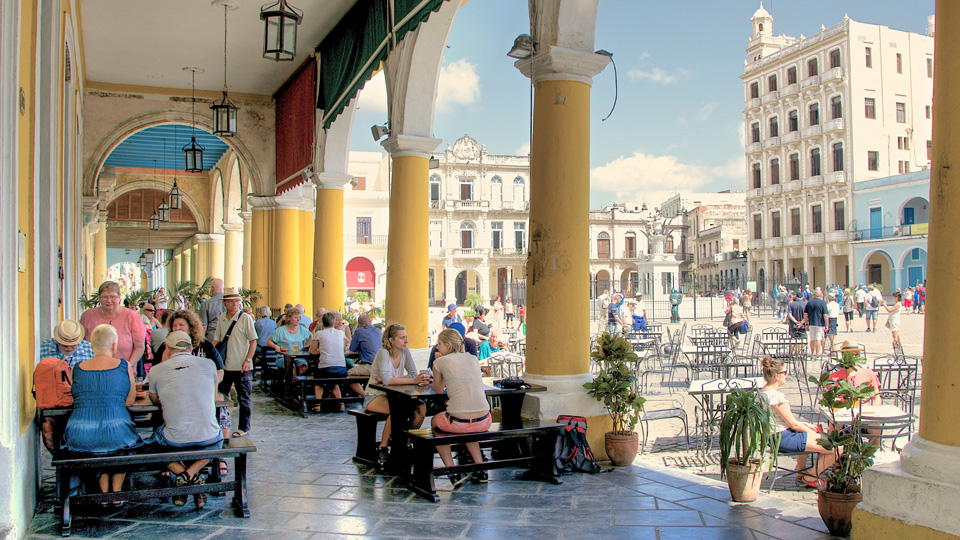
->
[[515, 142, 530, 155], [356, 70, 387, 114], [591, 151, 744, 207], [627, 67, 692, 85], [437, 59, 480, 111], [678, 101, 718, 124]]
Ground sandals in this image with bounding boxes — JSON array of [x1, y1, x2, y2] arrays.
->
[[219, 460, 229, 476], [231, 430, 248, 438], [191, 473, 207, 509], [796, 474, 822, 488], [172, 473, 190, 506]]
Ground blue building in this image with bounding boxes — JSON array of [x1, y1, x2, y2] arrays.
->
[[850, 171, 929, 294]]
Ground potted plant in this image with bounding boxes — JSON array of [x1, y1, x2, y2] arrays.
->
[[718, 388, 779, 502], [583, 331, 646, 466], [809, 353, 879, 536]]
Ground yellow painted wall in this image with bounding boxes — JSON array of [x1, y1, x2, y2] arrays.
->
[[313, 189, 344, 312], [853, 509, 959, 540], [18, 0, 38, 431], [272, 208, 300, 307], [250, 209, 271, 308], [298, 209, 314, 315], [209, 239, 224, 282]]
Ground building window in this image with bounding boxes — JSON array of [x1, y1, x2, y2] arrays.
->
[[897, 136, 910, 150], [750, 81, 759, 99], [865, 47, 872, 68], [597, 231, 610, 259], [913, 248, 921, 260], [788, 109, 799, 132], [811, 148, 821, 176], [809, 103, 820, 126], [896, 53, 903, 74], [926, 105, 932, 119], [928, 58, 934, 78], [896, 102, 906, 123], [768, 74, 778, 92], [624, 233, 636, 258], [353, 176, 366, 190], [751, 122, 760, 143], [833, 142, 844, 172], [460, 222, 474, 249], [831, 95, 842, 120], [515, 222, 526, 252], [834, 201, 845, 231], [789, 153, 800, 181], [771, 211, 781, 238], [787, 66, 797, 85], [666, 236, 675, 253], [491, 221, 503, 250], [867, 151, 879, 171], [769, 116, 779, 137], [808, 57, 818, 77], [752, 163, 761, 189], [812, 205, 823, 233], [791, 208, 801, 236], [357, 217, 372, 244], [513, 177, 525, 202], [770, 158, 780, 185], [865, 97, 876, 119], [459, 178, 473, 200], [899, 160, 911, 174], [753, 214, 762, 240], [430, 175, 441, 201], [829, 48, 841, 69], [490, 176, 502, 203]]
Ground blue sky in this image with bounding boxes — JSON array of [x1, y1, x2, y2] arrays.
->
[[349, 0, 935, 208]]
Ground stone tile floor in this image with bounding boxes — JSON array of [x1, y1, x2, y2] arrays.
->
[[26, 388, 841, 540]]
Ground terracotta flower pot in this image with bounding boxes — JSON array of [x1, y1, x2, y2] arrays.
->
[[817, 487, 863, 537], [725, 459, 764, 502], [604, 431, 639, 466]]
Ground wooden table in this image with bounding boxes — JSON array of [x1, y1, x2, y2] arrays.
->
[[368, 378, 546, 475]]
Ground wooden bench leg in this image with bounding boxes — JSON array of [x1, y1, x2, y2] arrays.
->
[[299, 381, 308, 417], [232, 454, 250, 518], [407, 443, 440, 503], [59, 468, 72, 537], [352, 417, 379, 467]]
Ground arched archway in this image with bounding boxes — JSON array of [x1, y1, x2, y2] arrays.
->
[[346, 257, 376, 299], [212, 171, 224, 232], [454, 269, 482, 305], [862, 249, 895, 293], [899, 196, 929, 226], [898, 247, 927, 289], [225, 155, 243, 225]]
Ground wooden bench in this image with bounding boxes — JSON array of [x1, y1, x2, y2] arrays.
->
[[349, 409, 388, 468], [404, 420, 564, 502], [52, 438, 256, 537], [280, 376, 368, 417]]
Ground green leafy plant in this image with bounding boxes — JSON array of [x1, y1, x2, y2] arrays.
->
[[718, 389, 780, 478], [124, 290, 153, 309], [464, 293, 484, 310], [79, 291, 100, 310], [354, 291, 370, 303], [809, 353, 879, 494], [239, 288, 262, 308], [340, 307, 359, 331], [583, 332, 646, 433], [463, 309, 476, 319]]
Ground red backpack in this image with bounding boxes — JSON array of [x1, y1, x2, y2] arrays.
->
[[34, 357, 73, 409]]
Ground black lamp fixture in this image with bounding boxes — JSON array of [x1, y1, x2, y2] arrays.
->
[[149, 210, 161, 231], [182, 67, 205, 172], [143, 249, 156, 267], [212, 2, 239, 136], [157, 153, 171, 222], [169, 179, 182, 210], [261, 0, 302, 61]]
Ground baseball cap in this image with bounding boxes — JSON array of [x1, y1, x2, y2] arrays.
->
[[165, 330, 193, 350]]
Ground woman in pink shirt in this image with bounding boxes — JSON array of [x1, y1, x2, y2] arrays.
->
[[80, 281, 146, 367]]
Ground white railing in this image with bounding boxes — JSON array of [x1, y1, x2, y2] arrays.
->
[[804, 233, 825, 243], [785, 180, 802, 192], [454, 248, 486, 257], [784, 236, 802, 246], [823, 67, 844, 81], [452, 200, 490, 210], [802, 125, 822, 138], [824, 171, 846, 184], [343, 234, 389, 247], [782, 131, 800, 143], [745, 142, 762, 154], [800, 76, 821, 89], [745, 97, 761, 109], [748, 239, 764, 250], [761, 91, 780, 104], [782, 83, 799, 96], [743, 21, 846, 74], [763, 184, 782, 195], [824, 118, 845, 132], [802, 175, 824, 188], [767, 238, 783, 248], [763, 136, 781, 149], [747, 188, 763, 199], [825, 231, 847, 242]]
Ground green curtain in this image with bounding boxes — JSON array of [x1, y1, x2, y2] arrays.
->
[[317, 0, 448, 129]]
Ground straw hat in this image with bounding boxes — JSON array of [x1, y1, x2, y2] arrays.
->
[[222, 287, 241, 300], [54, 320, 84, 346]]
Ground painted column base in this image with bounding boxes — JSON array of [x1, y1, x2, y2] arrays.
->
[[520, 372, 613, 459], [853, 437, 960, 539]]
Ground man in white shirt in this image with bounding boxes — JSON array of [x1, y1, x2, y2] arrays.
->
[[863, 284, 884, 333], [308, 311, 357, 412], [212, 287, 257, 436]]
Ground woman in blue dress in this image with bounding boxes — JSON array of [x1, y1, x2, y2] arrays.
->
[[62, 324, 142, 503]]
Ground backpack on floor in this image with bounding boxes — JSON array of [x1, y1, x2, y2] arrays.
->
[[555, 415, 601, 474], [34, 357, 73, 409]]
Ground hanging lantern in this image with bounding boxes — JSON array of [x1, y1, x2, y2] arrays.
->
[[158, 201, 171, 222], [143, 249, 156, 267], [213, 4, 240, 136], [261, 0, 302, 62], [149, 211, 161, 231], [169, 180, 182, 210], [183, 136, 205, 172]]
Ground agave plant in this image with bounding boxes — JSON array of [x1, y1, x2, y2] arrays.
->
[[183, 277, 214, 311], [340, 307, 359, 331], [718, 389, 780, 479], [239, 288, 262, 308]]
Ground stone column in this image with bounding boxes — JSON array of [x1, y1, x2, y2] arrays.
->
[[240, 211, 252, 290], [313, 173, 350, 312], [247, 197, 273, 309], [298, 185, 317, 316], [824, 248, 832, 287], [170, 251, 182, 290], [513, 0, 611, 454], [195, 233, 224, 283], [852, 2, 960, 537], [180, 244, 192, 284], [222, 224, 244, 289], [92, 211, 108, 286], [382, 135, 441, 349]]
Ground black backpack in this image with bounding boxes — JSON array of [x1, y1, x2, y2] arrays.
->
[[555, 415, 601, 474]]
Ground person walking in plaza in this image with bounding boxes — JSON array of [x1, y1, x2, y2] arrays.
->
[[786, 292, 807, 340], [79, 281, 146, 376], [914, 281, 926, 313], [825, 293, 841, 351], [607, 292, 625, 334], [492, 296, 503, 329], [883, 291, 903, 347], [198, 278, 224, 342], [212, 287, 257, 437], [864, 284, 883, 332], [804, 290, 828, 355], [903, 286, 913, 313], [724, 295, 747, 350], [855, 285, 868, 319], [505, 298, 515, 326], [841, 288, 856, 333]]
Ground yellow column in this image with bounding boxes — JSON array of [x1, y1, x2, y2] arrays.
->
[[171, 252, 182, 289], [140, 270, 148, 292], [853, 3, 960, 538], [299, 206, 315, 315], [93, 216, 107, 286], [206, 234, 225, 282], [192, 237, 213, 285], [223, 224, 243, 289], [249, 202, 272, 308], [240, 211, 252, 290], [313, 174, 349, 312], [272, 207, 300, 308], [190, 244, 199, 283], [382, 136, 440, 349], [181, 243, 192, 283]]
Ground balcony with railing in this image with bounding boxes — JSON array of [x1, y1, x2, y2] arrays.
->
[[761, 91, 780, 104], [782, 83, 799, 96], [429, 199, 442, 209], [745, 97, 761, 110], [767, 237, 783, 248], [784, 180, 802, 192], [429, 248, 446, 258], [344, 234, 389, 247], [453, 247, 487, 257], [804, 232, 825, 244], [491, 247, 526, 258], [762, 136, 781, 149], [782, 131, 800, 143], [802, 175, 824, 188], [450, 200, 490, 210], [802, 125, 822, 138], [745, 142, 762, 154], [824, 117, 845, 132], [748, 239, 764, 250], [747, 187, 762, 199], [823, 66, 843, 82], [824, 171, 846, 184], [849, 224, 929, 242], [800, 75, 821, 89], [763, 184, 782, 195], [825, 230, 847, 242], [684, 253, 694, 262], [783, 235, 802, 246]]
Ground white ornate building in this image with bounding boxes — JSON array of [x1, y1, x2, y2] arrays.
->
[[742, 6, 934, 288]]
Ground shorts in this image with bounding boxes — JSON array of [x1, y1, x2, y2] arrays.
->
[[843, 311, 854, 322], [317, 366, 348, 392], [432, 412, 492, 434], [864, 310, 878, 321], [777, 429, 808, 453], [152, 425, 224, 448], [789, 327, 807, 339], [826, 319, 838, 336], [809, 326, 825, 341], [348, 363, 372, 377]]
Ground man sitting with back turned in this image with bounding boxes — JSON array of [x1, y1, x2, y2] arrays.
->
[[148, 330, 223, 509], [348, 314, 382, 377]]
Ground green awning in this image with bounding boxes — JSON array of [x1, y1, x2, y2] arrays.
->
[[316, 0, 446, 130]]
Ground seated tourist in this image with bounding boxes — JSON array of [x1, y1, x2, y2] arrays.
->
[[307, 311, 360, 412], [267, 306, 311, 373], [148, 330, 223, 509], [253, 305, 277, 357], [61, 325, 142, 506], [470, 306, 491, 341], [477, 334, 501, 362], [149, 311, 171, 356], [427, 322, 478, 369], [363, 323, 429, 466], [348, 314, 381, 377], [431, 328, 492, 486], [38, 319, 95, 451], [759, 356, 837, 487], [828, 341, 881, 406]]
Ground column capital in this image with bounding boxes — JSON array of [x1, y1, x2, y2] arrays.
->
[[314, 172, 353, 191], [515, 46, 611, 86], [221, 223, 244, 234], [381, 134, 442, 158], [248, 183, 316, 212], [194, 233, 224, 243], [238, 210, 252, 223]]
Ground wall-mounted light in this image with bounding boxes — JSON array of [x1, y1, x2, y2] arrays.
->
[[507, 34, 534, 59], [371, 124, 390, 142]]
